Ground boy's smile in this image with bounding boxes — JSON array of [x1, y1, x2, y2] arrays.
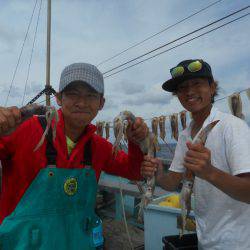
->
[[176, 78, 215, 114], [56, 82, 105, 131]]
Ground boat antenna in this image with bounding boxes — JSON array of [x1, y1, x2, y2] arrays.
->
[[45, 0, 52, 106]]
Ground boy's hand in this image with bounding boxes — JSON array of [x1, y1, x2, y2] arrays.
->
[[141, 155, 162, 179], [184, 141, 214, 180], [126, 117, 148, 144], [0, 106, 21, 136]]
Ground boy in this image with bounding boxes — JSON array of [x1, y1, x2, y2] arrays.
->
[[141, 59, 250, 249], [0, 63, 148, 249]]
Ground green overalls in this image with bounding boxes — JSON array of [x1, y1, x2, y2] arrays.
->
[[0, 117, 103, 250]]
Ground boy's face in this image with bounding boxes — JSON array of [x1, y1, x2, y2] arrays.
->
[[176, 78, 215, 114], [56, 82, 105, 129]]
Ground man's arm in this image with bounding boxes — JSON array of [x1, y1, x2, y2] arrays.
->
[[206, 168, 250, 203], [141, 156, 183, 191], [101, 140, 144, 181], [102, 117, 148, 180], [0, 106, 22, 160], [157, 170, 183, 191], [184, 142, 250, 204]]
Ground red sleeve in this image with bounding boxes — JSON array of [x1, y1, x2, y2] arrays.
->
[[0, 133, 16, 160], [0, 117, 35, 161], [99, 138, 144, 181]]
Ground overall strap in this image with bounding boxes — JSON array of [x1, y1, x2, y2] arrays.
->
[[38, 116, 57, 166], [83, 139, 92, 167], [38, 115, 92, 167]]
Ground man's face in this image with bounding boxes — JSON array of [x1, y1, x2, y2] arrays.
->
[[56, 82, 105, 129], [176, 78, 215, 113]]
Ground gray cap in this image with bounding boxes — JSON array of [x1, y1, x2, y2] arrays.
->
[[59, 63, 104, 94]]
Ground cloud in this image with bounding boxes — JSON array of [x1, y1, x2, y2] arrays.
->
[[103, 95, 115, 110], [24, 81, 44, 96], [122, 83, 172, 106], [0, 25, 21, 43], [110, 79, 145, 95], [0, 84, 22, 98], [0, 0, 249, 126]]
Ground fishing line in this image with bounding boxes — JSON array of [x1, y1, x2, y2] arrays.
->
[[21, 0, 43, 105], [117, 140, 135, 250], [97, 0, 224, 67], [34, 14, 249, 107], [4, 0, 39, 106], [104, 11, 250, 78], [103, 6, 249, 75]]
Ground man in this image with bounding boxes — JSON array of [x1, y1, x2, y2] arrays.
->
[[0, 63, 148, 249], [141, 59, 250, 249]]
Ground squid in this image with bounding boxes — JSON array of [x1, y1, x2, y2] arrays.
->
[[159, 116, 166, 141], [105, 122, 110, 140], [112, 111, 156, 222], [246, 88, 250, 101], [170, 113, 179, 141], [180, 110, 187, 130], [180, 120, 220, 237], [96, 121, 105, 137], [228, 93, 244, 119]]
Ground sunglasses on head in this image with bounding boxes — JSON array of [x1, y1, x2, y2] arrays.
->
[[170, 60, 203, 78]]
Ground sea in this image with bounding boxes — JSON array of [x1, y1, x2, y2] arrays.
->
[[119, 143, 176, 161], [156, 143, 176, 160]]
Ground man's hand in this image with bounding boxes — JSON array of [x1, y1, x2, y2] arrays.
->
[[141, 155, 162, 178], [184, 141, 214, 180], [126, 117, 148, 144], [0, 106, 21, 136]]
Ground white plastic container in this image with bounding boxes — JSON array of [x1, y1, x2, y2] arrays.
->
[[144, 193, 195, 250]]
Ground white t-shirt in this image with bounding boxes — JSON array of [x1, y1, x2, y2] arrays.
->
[[169, 106, 250, 250]]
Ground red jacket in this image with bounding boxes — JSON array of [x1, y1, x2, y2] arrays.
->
[[0, 110, 143, 224]]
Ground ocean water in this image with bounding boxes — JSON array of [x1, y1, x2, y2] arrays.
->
[[119, 143, 176, 160], [100, 143, 176, 181]]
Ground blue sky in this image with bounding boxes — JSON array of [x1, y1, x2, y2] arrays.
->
[[0, 0, 249, 137]]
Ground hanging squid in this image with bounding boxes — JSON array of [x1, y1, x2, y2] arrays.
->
[[180, 110, 187, 130], [151, 117, 159, 137], [159, 116, 166, 141], [123, 122, 129, 142], [246, 88, 250, 101], [158, 115, 174, 156], [228, 93, 245, 119], [151, 117, 160, 151], [96, 121, 105, 137], [180, 120, 220, 237], [170, 113, 179, 141], [112, 111, 157, 222], [105, 122, 110, 140]]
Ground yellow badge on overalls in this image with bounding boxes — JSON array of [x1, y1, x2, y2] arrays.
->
[[64, 178, 78, 196]]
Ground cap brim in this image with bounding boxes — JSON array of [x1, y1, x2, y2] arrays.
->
[[61, 80, 99, 94], [162, 75, 191, 92], [162, 74, 212, 92]]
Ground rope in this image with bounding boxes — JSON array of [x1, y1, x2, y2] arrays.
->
[[119, 177, 135, 250], [4, 0, 39, 106], [97, 0, 224, 66], [103, 6, 249, 75], [35, 88, 249, 129], [21, 0, 43, 105], [104, 12, 250, 78], [116, 140, 134, 249]]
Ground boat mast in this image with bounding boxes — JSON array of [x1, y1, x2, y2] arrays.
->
[[45, 0, 51, 106]]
